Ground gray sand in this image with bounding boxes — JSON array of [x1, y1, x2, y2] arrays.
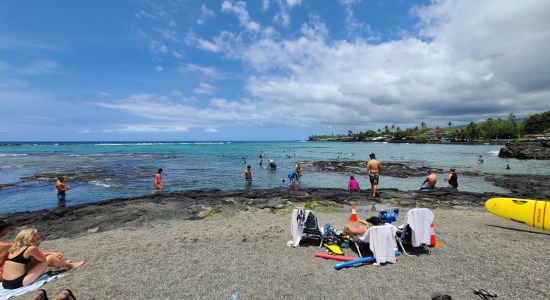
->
[[11, 206, 550, 300]]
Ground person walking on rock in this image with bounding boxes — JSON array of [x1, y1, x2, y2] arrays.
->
[[366, 153, 381, 198]]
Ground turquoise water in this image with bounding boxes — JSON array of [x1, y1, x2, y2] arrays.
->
[[1, 141, 549, 213]]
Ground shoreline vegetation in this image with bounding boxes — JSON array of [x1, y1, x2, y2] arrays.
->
[[308, 110, 550, 144]]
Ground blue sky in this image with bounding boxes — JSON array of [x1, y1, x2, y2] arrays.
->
[[1, 0, 549, 141]]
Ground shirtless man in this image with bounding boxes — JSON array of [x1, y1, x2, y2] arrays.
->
[[421, 171, 438, 189], [244, 165, 252, 182], [55, 176, 71, 202], [366, 153, 381, 198]]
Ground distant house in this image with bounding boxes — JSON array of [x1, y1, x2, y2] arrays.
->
[[425, 129, 445, 139], [525, 133, 547, 140]]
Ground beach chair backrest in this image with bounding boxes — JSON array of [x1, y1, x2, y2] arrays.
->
[[402, 208, 434, 247]]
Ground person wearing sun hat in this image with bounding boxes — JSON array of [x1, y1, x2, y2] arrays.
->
[[445, 168, 458, 190]]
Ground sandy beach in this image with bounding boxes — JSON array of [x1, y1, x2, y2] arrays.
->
[[6, 196, 549, 300]]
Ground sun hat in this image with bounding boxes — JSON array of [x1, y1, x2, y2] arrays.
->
[[365, 216, 381, 226]]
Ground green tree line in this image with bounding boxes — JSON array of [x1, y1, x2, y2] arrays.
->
[[308, 110, 550, 142]]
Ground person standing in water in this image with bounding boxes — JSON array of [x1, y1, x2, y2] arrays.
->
[[55, 176, 71, 203], [154, 168, 163, 191], [478, 155, 484, 164], [366, 153, 381, 198], [244, 165, 252, 182], [259, 153, 264, 166], [445, 168, 458, 190], [294, 162, 302, 176]]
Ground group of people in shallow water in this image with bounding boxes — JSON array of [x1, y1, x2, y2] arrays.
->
[[244, 154, 302, 188], [0, 220, 84, 297], [347, 152, 461, 195]]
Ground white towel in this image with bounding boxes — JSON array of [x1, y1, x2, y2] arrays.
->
[[403, 208, 434, 247], [357, 224, 398, 264], [0, 274, 64, 300], [287, 209, 310, 247]]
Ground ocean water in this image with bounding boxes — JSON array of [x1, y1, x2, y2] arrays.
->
[[1, 141, 549, 214]]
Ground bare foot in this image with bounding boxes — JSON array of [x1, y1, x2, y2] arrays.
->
[[69, 260, 85, 268]]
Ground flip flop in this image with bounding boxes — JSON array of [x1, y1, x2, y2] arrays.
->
[[474, 289, 497, 299], [37, 289, 49, 300], [59, 289, 76, 300]]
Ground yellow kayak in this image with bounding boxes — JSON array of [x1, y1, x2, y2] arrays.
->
[[485, 198, 550, 231]]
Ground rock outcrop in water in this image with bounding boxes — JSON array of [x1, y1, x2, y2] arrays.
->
[[484, 174, 550, 198], [498, 141, 550, 160], [301, 160, 479, 177]]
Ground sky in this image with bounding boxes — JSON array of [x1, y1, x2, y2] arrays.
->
[[0, 0, 549, 141]]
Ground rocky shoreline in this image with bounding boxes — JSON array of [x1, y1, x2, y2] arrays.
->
[[0, 187, 515, 240], [301, 160, 481, 177], [498, 140, 550, 159]]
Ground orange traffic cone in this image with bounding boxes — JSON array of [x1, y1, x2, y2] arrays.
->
[[349, 205, 358, 222], [430, 223, 442, 248]]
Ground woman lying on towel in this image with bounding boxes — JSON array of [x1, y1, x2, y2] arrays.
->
[[1, 228, 84, 290]]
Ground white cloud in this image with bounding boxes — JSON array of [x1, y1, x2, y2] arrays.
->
[[181, 63, 221, 78], [194, 82, 216, 95], [262, 0, 270, 11], [155, 66, 164, 72], [149, 41, 168, 55], [198, 4, 216, 25], [232, 1, 550, 127], [205, 127, 218, 133], [102, 124, 189, 133], [98, 92, 111, 97], [221, 1, 261, 32], [172, 51, 184, 59], [196, 38, 222, 52], [286, 0, 302, 6], [109, 1, 550, 131], [171, 90, 183, 97]]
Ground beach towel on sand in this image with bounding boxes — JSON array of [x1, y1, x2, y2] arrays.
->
[[0, 274, 63, 300], [403, 208, 434, 247], [357, 224, 398, 264]]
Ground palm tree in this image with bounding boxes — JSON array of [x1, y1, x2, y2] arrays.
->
[[420, 122, 427, 129], [448, 121, 453, 130]]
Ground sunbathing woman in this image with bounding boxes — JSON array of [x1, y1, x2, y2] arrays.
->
[[1, 228, 84, 290]]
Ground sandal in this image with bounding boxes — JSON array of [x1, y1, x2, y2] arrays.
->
[[37, 289, 49, 300], [59, 289, 76, 300]]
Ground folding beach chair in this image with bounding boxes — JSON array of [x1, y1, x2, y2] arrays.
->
[[353, 224, 398, 264], [288, 209, 322, 247], [396, 208, 434, 256]]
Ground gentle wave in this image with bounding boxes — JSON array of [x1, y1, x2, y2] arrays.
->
[[487, 150, 500, 155], [88, 180, 120, 188], [0, 153, 28, 157]]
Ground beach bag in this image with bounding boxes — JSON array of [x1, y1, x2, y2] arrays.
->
[[379, 208, 399, 224]]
